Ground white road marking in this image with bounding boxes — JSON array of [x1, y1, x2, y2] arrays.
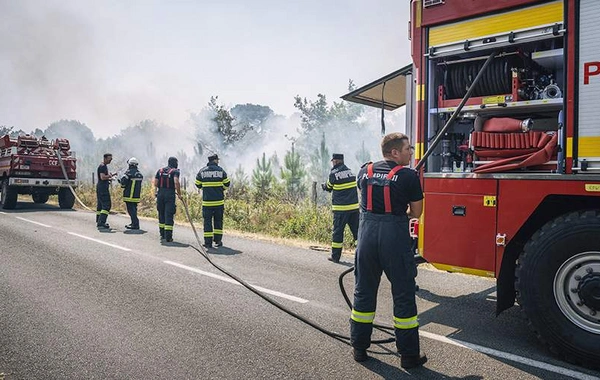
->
[[68, 232, 132, 252], [15, 216, 52, 228], [0, 211, 6, 214], [419, 330, 598, 380], [163, 260, 309, 304]]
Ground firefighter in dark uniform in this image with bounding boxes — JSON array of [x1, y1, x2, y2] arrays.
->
[[96, 153, 116, 229], [350, 132, 427, 369], [195, 154, 230, 248], [153, 156, 181, 242], [119, 157, 143, 229], [322, 153, 359, 263]]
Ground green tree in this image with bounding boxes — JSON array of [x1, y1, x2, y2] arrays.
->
[[310, 132, 330, 181], [208, 96, 252, 146], [230, 164, 250, 199], [355, 141, 371, 164], [252, 152, 275, 201], [293, 93, 331, 134], [44, 119, 95, 152], [280, 142, 306, 202], [230, 103, 274, 133], [0, 126, 13, 137]]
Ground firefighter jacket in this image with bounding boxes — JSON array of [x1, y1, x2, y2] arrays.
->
[[195, 162, 230, 207], [325, 163, 359, 212], [120, 166, 143, 203]]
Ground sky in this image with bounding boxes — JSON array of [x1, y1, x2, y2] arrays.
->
[[0, 0, 411, 138]]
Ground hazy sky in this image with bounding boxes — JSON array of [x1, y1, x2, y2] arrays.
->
[[1, 0, 411, 138]]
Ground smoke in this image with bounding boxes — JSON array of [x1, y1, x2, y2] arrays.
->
[[0, 0, 408, 186]]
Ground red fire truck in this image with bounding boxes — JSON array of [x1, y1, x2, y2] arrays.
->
[[0, 134, 77, 209], [343, 0, 600, 367]]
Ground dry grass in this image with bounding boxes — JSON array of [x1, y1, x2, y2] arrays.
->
[[71, 183, 357, 250]]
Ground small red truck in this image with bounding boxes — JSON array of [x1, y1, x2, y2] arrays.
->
[[0, 134, 77, 209]]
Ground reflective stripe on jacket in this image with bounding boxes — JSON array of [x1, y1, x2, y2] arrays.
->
[[325, 163, 358, 212], [196, 162, 230, 207]]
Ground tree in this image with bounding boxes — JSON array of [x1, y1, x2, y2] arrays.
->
[[0, 126, 13, 137], [310, 132, 330, 181], [355, 141, 371, 164], [208, 96, 253, 146], [280, 142, 306, 202], [293, 93, 331, 134], [252, 153, 275, 201], [230, 103, 274, 133], [44, 120, 95, 152], [230, 164, 250, 199]]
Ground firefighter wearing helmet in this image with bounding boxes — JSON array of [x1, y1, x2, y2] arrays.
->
[[119, 157, 143, 230], [195, 153, 230, 248], [153, 156, 181, 242]]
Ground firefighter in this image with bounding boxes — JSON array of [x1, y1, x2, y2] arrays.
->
[[350, 132, 427, 369], [322, 153, 359, 263], [96, 153, 116, 229], [195, 154, 230, 248], [153, 156, 181, 242], [119, 157, 143, 230]]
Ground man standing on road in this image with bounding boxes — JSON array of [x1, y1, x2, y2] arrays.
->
[[322, 153, 359, 263], [153, 156, 181, 242], [119, 157, 143, 230], [96, 153, 116, 229], [350, 132, 427, 369], [195, 154, 230, 249]]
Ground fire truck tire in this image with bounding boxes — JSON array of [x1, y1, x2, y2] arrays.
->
[[58, 188, 75, 209], [32, 193, 49, 204], [1, 180, 18, 209], [516, 210, 600, 368]]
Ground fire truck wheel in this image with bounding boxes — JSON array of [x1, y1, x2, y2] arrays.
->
[[58, 188, 75, 209], [516, 210, 600, 368], [32, 193, 49, 204], [1, 180, 18, 209]]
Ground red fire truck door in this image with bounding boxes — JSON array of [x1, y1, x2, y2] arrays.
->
[[423, 178, 497, 275]]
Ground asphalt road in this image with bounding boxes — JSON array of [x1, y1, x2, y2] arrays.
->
[[1, 202, 599, 379]]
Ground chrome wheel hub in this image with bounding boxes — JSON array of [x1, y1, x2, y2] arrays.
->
[[554, 251, 600, 334]]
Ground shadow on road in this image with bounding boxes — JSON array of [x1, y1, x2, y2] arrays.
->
[[1, 202, 76, 213], [206, 246, 242, 256], [357, 353, 478, 379], [123, 229, 147, 235], [161, 241, 190, 248]]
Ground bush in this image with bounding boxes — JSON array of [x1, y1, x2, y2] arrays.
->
[[74, 182, 357, 249]]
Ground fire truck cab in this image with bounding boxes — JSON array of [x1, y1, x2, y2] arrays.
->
[[343, 0, 600, 368]]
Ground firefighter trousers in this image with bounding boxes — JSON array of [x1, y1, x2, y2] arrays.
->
[[331, 210, 359, 261], [350, 212, 420, 355], [203, 205, 224, 245], [125, 201, 139, 228], [157, 190, 176, 240], [96, 187, 111, 226]]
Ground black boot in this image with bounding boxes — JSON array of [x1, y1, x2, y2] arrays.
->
[[353, 348, 368, 362], [97, 213, 108, 227], [165, 230, 173, 242], [400, 353, 427, 369], [159, 227, 165, 240]]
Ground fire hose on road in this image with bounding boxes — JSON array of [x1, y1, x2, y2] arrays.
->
[[54, 151, 396, 346]]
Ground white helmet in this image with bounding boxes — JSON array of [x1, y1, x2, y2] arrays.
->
[[127, 157, 139, 166]]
